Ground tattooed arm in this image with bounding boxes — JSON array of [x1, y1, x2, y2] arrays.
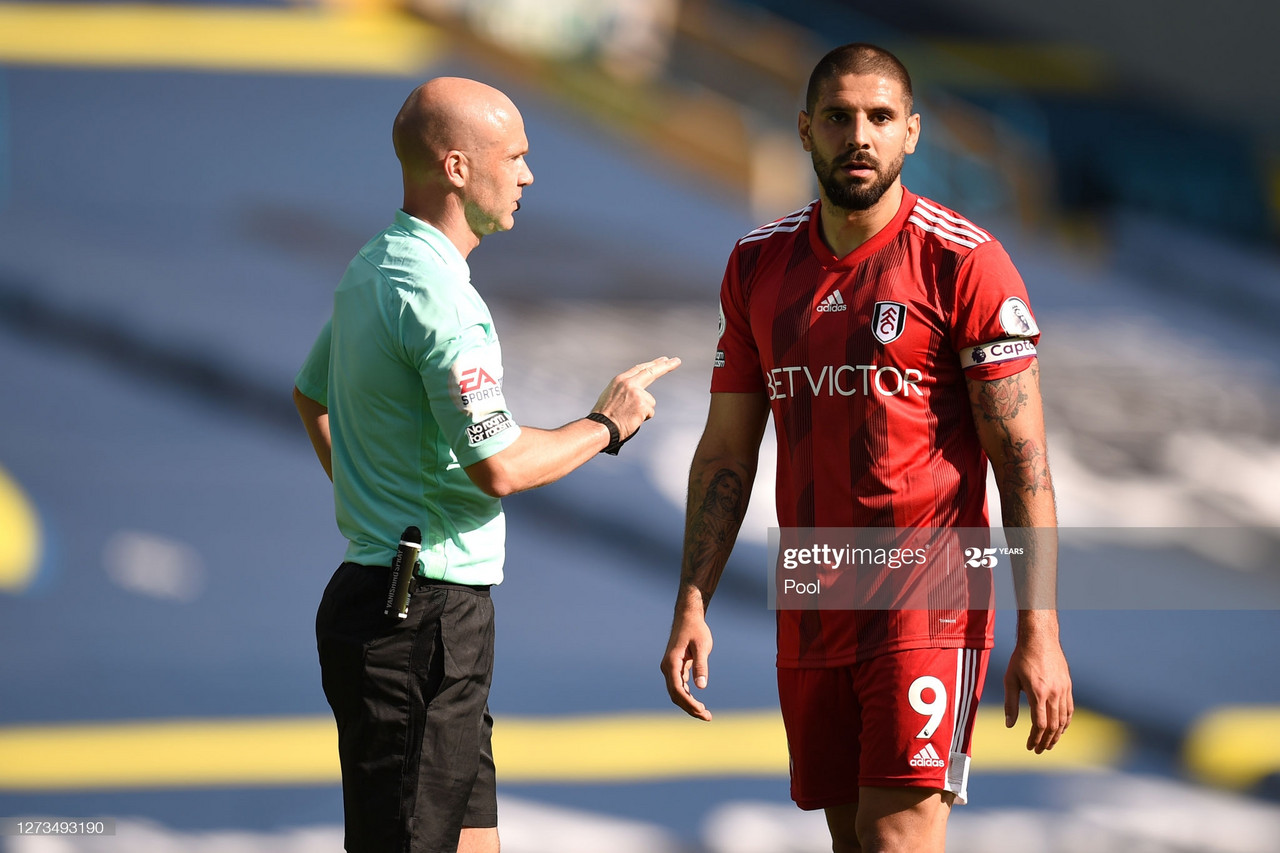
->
[[661, 391, 771, 720], [967, 361, 1073, 753]]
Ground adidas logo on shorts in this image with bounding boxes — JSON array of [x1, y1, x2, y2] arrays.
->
[[909, 743, 946, 768], [816, 291, 847, 312]]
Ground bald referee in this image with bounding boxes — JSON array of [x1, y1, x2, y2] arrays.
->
[[293, 77, 678, 853]]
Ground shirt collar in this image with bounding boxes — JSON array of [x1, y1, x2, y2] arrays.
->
[[394, 209, 470, 276]]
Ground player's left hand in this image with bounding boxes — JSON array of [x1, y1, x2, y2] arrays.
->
[[1004, 628, 1073, 753]]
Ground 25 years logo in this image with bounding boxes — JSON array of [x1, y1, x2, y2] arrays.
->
[[963, 546, 1024, 568]]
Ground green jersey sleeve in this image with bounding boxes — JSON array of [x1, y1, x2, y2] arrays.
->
[[402, 297, 520, 468]]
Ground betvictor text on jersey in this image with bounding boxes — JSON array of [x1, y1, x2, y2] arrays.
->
[[766, 364, 925, 400]]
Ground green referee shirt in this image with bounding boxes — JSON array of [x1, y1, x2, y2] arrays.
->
[[295, 210, 520, 585]]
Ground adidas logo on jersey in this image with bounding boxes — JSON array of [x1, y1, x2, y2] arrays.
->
[[909, 743, 946, 768], [816, 291, 847, 313]]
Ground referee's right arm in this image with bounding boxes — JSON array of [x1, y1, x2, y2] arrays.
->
[[464, 357, 680, 497]]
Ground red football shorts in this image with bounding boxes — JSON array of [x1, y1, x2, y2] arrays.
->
[[778, 647, 989, 810]]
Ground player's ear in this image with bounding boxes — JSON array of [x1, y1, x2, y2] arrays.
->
[[798, 110, 814, 152], [904, 112, 920, 155], [443, 150, 468, 188]]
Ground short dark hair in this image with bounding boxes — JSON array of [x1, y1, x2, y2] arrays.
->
[[805, 43, 913, 114]]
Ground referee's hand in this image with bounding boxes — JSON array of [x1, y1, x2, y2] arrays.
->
[[592, 357, 681, 440]]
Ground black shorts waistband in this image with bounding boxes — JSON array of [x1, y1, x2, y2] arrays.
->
[[344, 562, 492, 596], [413, 576, 491, 595]]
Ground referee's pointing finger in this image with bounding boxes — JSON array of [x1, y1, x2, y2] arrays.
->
[[631, 356, 681, 385]]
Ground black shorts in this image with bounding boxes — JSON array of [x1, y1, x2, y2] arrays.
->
[[316, 562, 497, 853]]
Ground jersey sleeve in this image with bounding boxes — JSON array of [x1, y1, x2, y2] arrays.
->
[[950, 241, 1040, 380], [710, 247, 765, 393], [294, 318, 331, 407], [402, 300, 521, 468]]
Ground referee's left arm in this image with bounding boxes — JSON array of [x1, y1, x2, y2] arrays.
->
[[293, 385, 332, 482]]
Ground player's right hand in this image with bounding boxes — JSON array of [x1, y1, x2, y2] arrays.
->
[[592, 357, 681, 440], [661, 611, 713, 721]]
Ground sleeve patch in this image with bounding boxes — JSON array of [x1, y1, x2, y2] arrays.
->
[[999, 297, 1039, 337], [449, 345, 508, 416], [466, 412, 515, 446], [961, 337, 1037, 369]]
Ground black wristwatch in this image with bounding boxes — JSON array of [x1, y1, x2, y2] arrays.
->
[[585, 412, 629, 455]]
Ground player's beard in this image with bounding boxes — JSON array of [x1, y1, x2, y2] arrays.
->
[[812, 149, 904, 212]]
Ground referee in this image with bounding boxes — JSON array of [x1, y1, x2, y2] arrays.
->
[[293, 77, 678, 853]]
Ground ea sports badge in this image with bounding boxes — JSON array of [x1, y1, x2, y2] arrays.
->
[[871, 301, 907, 344], [999, 297, 1039, 337]]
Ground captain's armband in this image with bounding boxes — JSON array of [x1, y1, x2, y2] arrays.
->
[[960, 337, 1037, 370]]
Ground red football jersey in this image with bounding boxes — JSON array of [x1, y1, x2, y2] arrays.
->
[[712, 188, 1040, 666]]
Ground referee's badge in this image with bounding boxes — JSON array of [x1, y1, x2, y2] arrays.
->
[[871, 301, 907, 344]]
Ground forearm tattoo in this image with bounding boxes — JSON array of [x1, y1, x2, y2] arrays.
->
[[681, 468, 746, 598], [971, 363, 1053, 525], [971, 364, 1058, 606]]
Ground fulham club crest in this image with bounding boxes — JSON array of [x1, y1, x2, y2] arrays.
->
[[872, 301, 907, 344]]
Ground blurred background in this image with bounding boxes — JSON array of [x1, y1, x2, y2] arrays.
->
[[1, 0, 1279, 850]]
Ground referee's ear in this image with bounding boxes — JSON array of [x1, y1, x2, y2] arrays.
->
[[442, 150, 469, 189]]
